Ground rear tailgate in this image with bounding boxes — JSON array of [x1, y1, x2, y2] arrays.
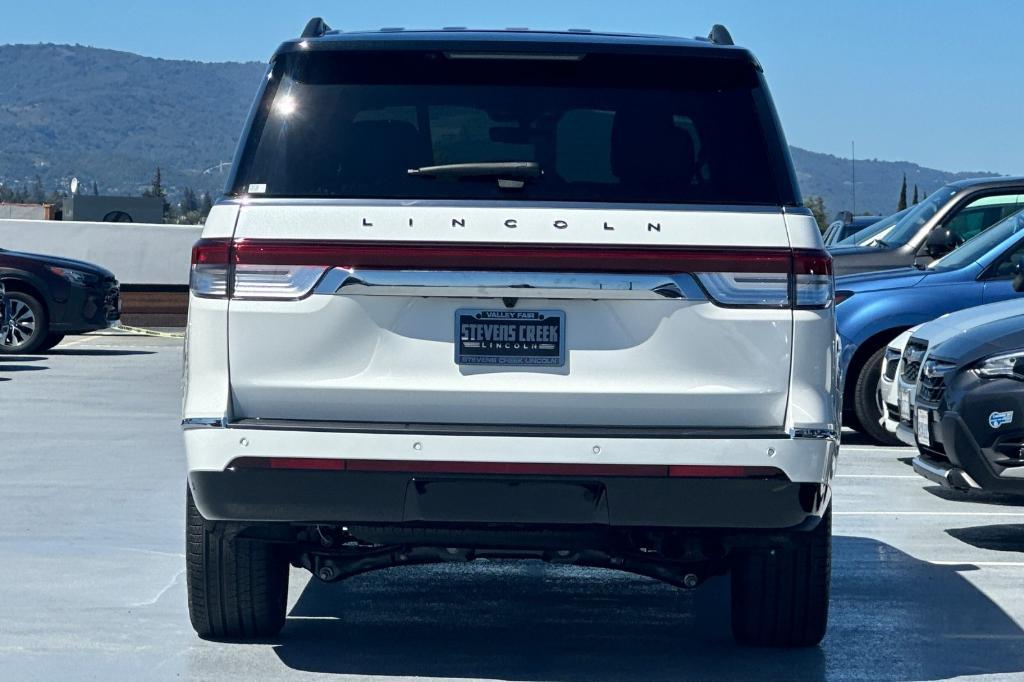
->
[[224, 203, 795, 429]]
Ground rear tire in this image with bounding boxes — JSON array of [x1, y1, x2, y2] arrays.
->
[[853, 346, 902, 445], [730, 506, 831, 647], [186, 488, 289, 640]]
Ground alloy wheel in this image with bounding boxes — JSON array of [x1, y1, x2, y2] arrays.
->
[[2, 299, 36, 349]]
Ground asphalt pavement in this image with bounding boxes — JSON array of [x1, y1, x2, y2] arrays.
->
[[3, 333, 1024, 680]]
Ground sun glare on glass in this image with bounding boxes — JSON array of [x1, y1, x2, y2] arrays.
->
[[274, 95, 298, 117]]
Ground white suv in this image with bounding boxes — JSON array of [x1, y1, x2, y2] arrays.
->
[[183, 19, 838, 647]]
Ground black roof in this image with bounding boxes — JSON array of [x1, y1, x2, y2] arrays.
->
[[274, 26, 752, 61]]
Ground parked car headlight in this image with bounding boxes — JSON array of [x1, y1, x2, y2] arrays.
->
[[48, 266, 98, 286], [975, 350, 1024, 380]]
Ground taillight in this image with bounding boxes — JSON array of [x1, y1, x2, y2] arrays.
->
[[190, 239, 231, 298], [232, 264, 327, 299], [793, 250, 834, 309], [694, 272, 790, 308], [190, 238, 326, 300], [193, 239, 833, 309]]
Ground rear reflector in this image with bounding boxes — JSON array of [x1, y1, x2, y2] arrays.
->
[[230, 457, 784, 478]]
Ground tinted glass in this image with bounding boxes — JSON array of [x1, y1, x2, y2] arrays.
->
[[874, 187, 958, 247], [837, 207, 911, 246], [231, 50, 797, 205], [929, 208, 1024, 271]]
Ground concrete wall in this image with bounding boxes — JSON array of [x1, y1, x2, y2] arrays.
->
[[0, 219, 201, 285], [0, 204, 50, 220]]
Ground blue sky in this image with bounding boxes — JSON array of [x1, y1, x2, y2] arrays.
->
[[3, 0, 1022, 175]]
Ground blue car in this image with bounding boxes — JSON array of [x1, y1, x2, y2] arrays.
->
[[837, 208, 1024, 444]]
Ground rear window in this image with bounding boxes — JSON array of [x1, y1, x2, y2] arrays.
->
[[231, 49, 798, 206]]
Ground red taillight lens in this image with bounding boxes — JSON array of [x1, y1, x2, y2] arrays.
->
[[232, 240, 794, 274], [792, 250, 834, 309], [190, 238, 232, 299]]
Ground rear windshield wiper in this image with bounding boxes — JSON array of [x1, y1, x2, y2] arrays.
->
[[408, 161, 541, 189]]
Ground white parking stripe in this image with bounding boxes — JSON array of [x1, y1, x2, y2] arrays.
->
[[842, 446, 915, 452], [836, 511, 1024, 517], [835, 474, 920, 479]]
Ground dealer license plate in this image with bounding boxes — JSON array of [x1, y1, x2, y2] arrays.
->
[[455, 309, 565, 367], [916, 408, 931, 447], [899, 390, 911, 423]]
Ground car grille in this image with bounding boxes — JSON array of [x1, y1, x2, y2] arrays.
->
[[901, 338, 928, 384], [102, 279, 120, 321], [918, 358, 956, 405]]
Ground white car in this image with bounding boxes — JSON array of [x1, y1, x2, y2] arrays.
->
[[182, 20, 839, 647], [895, 298, 1024, 446], [879, 327, 917, 438]]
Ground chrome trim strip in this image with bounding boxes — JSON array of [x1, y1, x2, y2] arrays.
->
[[226, 418, 787, 439], [182, 418, 225, 430], [312, 268, 706, 300]]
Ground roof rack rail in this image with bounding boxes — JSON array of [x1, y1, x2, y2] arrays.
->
[[707, 24, 734, 46], [301, 17, 332, 39]]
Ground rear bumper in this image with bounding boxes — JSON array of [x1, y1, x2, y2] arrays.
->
[[184, 420, 837, 529], [188, 467, 830, 529]]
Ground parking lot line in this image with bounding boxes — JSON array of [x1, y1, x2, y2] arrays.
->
[[836, 511, 1024, 516], [835, 474, 920, 479]]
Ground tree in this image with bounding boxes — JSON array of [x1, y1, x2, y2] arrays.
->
[[181, 186, 198, 214], [199, 192, 213, 219], [91, 180, 99, 196], [30, 175, 45, 204], [142, 166, 171, 222], [803, 195, 828, 232], [912, 184, 919, 205], [897, 174, 908, 211]]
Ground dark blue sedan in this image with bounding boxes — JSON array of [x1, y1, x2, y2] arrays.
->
[[837, 209, 1024, 443]]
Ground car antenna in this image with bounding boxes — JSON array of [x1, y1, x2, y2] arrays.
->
[[707, 24, 734, 46], [301, 17, 332, 39]]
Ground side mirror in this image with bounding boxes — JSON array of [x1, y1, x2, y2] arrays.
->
[[1013, 264, 1024, 293], [925, 228, 960, 259]]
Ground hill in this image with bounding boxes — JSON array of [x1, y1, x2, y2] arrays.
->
[[790, 147, 1000, 217], [0, 43, 1004, 211]]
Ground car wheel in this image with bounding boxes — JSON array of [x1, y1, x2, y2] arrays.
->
[[853, 346, 903, 445], [730, 506, 831, 647], [0, 292, 48, 354], [186, 488, 289, 640], [35, 332, 66, 353]]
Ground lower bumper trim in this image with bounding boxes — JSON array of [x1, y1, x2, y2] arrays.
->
[[188, 468, 829, 529], [912, 455, 980, 491]]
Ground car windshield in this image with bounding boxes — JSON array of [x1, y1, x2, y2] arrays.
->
[[928, 208, 1024, 271], [845, 188, 958, 248], [836, 207, 911, 246], [231, 49, 798, 205]]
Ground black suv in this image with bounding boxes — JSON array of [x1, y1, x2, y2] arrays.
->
[[0, 248, 120, 353], [912, 298, 1024, 494]]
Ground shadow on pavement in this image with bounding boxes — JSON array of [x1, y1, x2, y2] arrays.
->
[[947, 524, 1024, 553], [0, 356, 45, 362], [927, 486, 1024, 507], [0, 364, 48, 372], [46, 349, 155, 356], [270, 536, 1024, 681]]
